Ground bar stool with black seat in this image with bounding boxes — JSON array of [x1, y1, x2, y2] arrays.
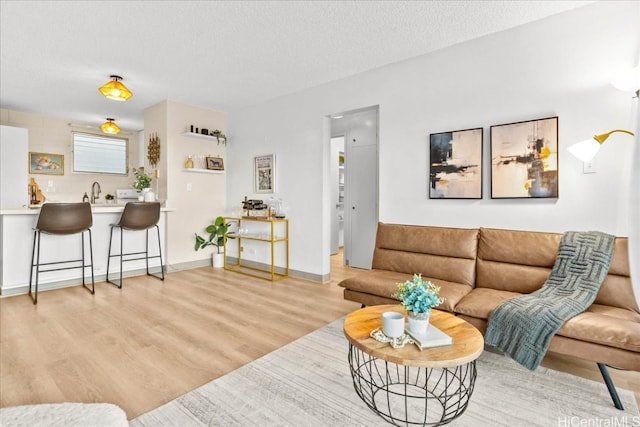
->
[[106, 201, 164, 288], [29, 202, 95, 304]]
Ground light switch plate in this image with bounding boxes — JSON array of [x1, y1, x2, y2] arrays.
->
[[583, 159, 596, 174]]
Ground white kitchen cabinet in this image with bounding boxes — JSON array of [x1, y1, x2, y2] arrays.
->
[[1, 125, 28, 209]]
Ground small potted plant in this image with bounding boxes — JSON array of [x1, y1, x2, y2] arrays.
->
[[133, 167, 152, 191], [394, 274, 444, 334], [194, 216, 230, 268], [105, 193, 115, 204]]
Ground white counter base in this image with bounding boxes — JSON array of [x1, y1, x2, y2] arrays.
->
[[0, 206, 170, 295]]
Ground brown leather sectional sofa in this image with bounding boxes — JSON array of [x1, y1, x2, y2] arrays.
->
[[338, 223, 640, 408]]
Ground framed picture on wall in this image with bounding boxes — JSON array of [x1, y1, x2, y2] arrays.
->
[[29, 152, 64, 175], [490, 116, 559, 199], [429, 127, 483, 199], [205, 156, 224, 171], [254, 154, 275, 193]]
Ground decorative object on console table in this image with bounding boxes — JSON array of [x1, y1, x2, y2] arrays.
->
[[254, 154, 275, 193], [394, 274, 444, 335], [194, 216, 231, 268], [429, 127, 483, 199], [490, 116, 558, 199], [29, 152, 64, 175], [241, 198, 268, 217]]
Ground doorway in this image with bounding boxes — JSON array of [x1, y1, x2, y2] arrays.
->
[[329, 106, 379, 270]]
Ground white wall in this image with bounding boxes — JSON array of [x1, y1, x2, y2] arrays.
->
[[144, 100, 227, 268], [226, 1, 640, 279], [0, 109, 140, 202]]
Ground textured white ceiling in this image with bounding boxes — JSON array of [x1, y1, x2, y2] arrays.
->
[[0, 1, 593, 131]]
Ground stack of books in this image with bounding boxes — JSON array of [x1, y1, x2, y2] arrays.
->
[[406, 325, 453, 350]]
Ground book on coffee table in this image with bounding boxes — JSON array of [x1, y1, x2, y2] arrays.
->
[[406, 325, 453, 350]]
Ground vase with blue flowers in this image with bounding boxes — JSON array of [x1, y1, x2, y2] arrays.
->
[[394, 274, 444, 334]]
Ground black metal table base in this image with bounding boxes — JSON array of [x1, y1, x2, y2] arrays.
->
[[348, 345, 477, 426]]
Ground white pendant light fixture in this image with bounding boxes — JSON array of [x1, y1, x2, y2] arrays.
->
[[101, 118, 121, 134], [99, 75, 133, 101]]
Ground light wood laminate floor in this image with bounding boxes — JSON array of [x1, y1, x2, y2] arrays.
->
[[1, 253, 638, 420]]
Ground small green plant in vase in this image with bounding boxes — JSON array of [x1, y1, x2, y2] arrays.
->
[[194, 216, 231, 268], [394, 274, 444, 334], [133, 167, 152, 191]]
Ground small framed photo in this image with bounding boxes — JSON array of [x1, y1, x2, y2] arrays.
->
[[205, 156, 224, 171], [254, 154, 275, 193], [429, 127, 483, 199], [490, 116, 558, 199], [29, 152, 64, 175]]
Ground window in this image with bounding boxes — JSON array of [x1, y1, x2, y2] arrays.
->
[[73, 132, 128, 174]]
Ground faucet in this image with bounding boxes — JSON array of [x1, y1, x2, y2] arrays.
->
[[91, 181, 101, 203]]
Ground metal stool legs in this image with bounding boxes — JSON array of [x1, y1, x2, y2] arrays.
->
[[106, 224, 164, 288], [28, 229, 95, 305]]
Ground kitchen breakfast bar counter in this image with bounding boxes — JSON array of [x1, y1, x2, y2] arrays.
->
[[0, 205, 172, 296]]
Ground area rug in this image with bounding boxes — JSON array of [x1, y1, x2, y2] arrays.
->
[[131, 319, 638, 427]]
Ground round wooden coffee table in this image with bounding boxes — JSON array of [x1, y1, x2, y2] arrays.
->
[[343, 305, 484, 426]]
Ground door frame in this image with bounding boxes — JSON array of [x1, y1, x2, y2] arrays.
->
[[323, 105, 379, 277]]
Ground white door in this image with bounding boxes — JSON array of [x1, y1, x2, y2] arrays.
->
[[343, 108, 378, 269]]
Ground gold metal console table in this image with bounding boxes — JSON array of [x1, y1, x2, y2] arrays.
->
[[223, 217, 289, 281]]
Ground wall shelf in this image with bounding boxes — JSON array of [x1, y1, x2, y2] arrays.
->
[[181, 131, 221, 142], [182, 168, 225, 174]]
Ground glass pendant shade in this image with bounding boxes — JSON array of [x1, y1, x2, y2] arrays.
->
[[567, 139, 601, 162], [99, 75, 133, 101], [611, 66, 640, 94], [567, 129, 634, 162], [101, 118, 121, 134]]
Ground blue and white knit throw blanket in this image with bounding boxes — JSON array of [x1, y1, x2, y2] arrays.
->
[[484, 230, 616, 370]]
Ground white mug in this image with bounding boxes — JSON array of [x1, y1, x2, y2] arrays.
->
[[381, 312, 405, 338]]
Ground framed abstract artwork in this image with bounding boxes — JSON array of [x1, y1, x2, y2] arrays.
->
[[429, 128, 483, 199], [490, 116, 559, 199]]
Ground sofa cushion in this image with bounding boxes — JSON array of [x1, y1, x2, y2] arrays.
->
[[557, 305, 640, 353], [477, 228, 638, 313], [454, 288, 521, 320], [454, 289, 640, 353], [338, 269, 473, 312], [372, 223, 478, 287]]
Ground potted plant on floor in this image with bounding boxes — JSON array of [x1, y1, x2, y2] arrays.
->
[[394, 274, 444, 335], [194, 216, 230, 268]]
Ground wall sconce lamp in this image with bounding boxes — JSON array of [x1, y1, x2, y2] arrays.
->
[[99, 75, 133, 101], [101, 118, 121, 134], [611, 65, 640, 97], [567, 129, 635, 162]]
